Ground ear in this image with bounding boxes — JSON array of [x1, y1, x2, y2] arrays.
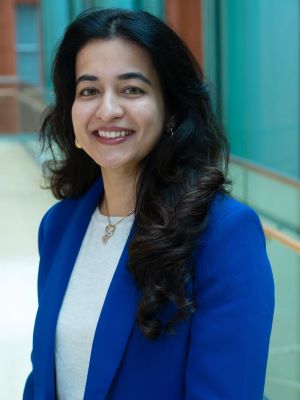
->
[[165, 114, 177, 130]]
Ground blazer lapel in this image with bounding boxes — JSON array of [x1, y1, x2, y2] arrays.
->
[[83, 225, 140, 399], [33, 178, 104, 399]]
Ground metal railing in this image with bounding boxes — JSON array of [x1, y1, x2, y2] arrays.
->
[[230, 155, 300, 255]]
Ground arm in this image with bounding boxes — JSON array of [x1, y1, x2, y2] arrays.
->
[[23, 372, 34, 400], [23, 209, 50, 400], [185, 205, 274, 400]]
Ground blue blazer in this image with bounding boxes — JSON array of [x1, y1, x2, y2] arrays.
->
[[24, 178, 274, 400]]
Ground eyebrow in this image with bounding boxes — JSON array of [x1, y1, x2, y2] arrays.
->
[[76, 75, 98, 86], [117, 72, 152, 85], [75, 72, 152, 86]]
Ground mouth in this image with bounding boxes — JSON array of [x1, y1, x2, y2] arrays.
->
[[92, 129, 135, 139], [91, 129, 135, 145]]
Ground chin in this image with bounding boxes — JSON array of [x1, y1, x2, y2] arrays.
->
[[97, 159, 128, 170]]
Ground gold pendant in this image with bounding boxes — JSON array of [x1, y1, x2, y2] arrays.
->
[[102, 224, 116, 244]]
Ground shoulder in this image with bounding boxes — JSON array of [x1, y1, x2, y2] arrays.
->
[[209, 192, 262, 233], [38, 197, 79, 250], [198, 192, 267, 260], [35, 193, 94, 302], [40, 197, 79, 228], [36, 198, 81, 290], [200, 192, 265, 249], [38, 177, 103, 246], [194, 193, 274, 307]]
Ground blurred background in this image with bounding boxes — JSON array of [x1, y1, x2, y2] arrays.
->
[[0, 0, 299, 399]]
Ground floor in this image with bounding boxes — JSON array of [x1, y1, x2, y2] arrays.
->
[[0, 89, 55, 399]]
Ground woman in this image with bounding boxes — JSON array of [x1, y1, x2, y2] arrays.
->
[[24, 8, 274, 400]]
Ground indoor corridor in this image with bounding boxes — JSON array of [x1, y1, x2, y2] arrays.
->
[[0, 88, 299, 399]]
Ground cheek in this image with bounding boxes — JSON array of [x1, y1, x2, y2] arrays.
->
[[134, 100, 165, 134], [146, 107, 165, 140], [147, 96, 165, 130], [71, 102, 81, 130], [71, 101, 94, 129]]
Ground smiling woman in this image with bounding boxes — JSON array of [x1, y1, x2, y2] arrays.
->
[[72, 39, 165, 173], [23, 8, 274, 400]]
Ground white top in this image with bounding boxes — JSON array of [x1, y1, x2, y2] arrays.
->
[[55, 207, 134, 400]]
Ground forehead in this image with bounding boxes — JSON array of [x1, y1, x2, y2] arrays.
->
[[75, 38, 159, 81]]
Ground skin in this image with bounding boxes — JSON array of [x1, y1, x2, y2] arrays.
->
[[72, 38, 166, 216]]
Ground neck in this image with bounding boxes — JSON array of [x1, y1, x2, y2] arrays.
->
[[100, 167, 138, 217]]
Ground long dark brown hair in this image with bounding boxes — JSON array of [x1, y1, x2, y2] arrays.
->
[[41, 8, 230, 339]]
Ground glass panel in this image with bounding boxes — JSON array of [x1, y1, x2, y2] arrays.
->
[[15, 4, 41, 86], [203, 0, 300, 179], [16, 4, 38, 43], [94, 0, 135, 8], [264, 239, 300, 400], [83, 0, 164, 16]]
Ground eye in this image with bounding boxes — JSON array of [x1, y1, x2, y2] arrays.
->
[[123, 86, 145, 96], [78, 87, 98, 97]]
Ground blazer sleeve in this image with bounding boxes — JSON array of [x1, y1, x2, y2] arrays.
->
[[185, 205, 275, 400], [23, 208, 51, 400]]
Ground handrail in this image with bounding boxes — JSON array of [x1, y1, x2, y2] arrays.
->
[[230, 156, 300, 253], [263, 223, 300, 254], [0, 88, 45, 112], [231, 155, 300, 190]]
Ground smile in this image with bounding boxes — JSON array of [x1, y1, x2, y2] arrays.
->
[[97, 130, 134, 138]]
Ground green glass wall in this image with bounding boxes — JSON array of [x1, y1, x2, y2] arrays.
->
[[40, 0, 164, 94], [83, 0, 163, 16], [203, 0, 300, 179]]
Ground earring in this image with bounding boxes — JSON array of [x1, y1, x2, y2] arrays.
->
[[169, 127, 174, 137], [75, 137, 82, 149]]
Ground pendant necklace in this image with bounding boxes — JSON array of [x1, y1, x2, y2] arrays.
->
[[102, 197, 134, 244]]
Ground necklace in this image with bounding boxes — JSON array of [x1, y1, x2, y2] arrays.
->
[[101, 197, 134, 244]]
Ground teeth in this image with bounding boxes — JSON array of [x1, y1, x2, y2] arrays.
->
[[97, 130, 132, 138]]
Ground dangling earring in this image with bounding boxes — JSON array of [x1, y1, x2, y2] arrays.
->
[[75, 137, 82, 149], [165, 115, 176, 137], [163, 126, 174, 138]]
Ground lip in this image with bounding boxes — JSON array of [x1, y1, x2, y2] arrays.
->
[[92, 126, 134, 132]]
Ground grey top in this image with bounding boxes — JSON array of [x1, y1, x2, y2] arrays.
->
[[55, 208, 134, 400]]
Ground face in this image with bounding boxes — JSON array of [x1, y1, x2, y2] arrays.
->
[[72, 38, 166, 174]]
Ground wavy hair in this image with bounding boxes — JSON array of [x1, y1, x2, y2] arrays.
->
[[41, 8, 231, 339]]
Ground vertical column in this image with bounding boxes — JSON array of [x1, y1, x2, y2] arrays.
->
[[69, 0, 84, 20], [40, 0, 70, 95], [95, 0, 134, 8], [202, 0, 219, 85], [95, 0, 164, 17], [165, 0, 202, 66], [0, 0, 17, 86], [0, 0, 19, 133], [139, 0, 164, 17]]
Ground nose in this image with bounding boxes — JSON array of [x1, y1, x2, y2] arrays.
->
[[95, 92, 124, 121]]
